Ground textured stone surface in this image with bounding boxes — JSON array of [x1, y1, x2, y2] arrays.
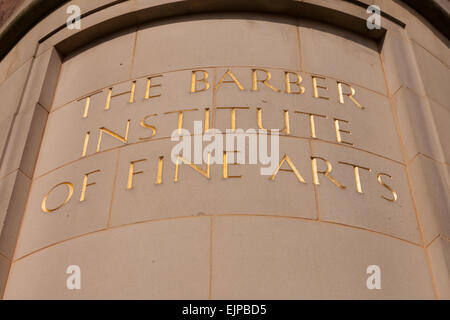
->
[[0, 255, 9, 298], [394, 87, 446, 163], [299, 19, 386, 94], [53, 29, 135, 109], [14, 151, 118, 258], [409, 155, 450, 244], [212, 216, 434, 299], [0, 170, 31, 259], [0, 59, 31, 124], [132, 14, 300, 78], [6, 218, 210, 299], [428, 99, 450, 164], [428, 237, 450, 299], [311, 141, 420, 243], [412, 41, 450, 110], [0, 1, 448, 300]]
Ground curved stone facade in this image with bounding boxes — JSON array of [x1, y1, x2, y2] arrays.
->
[[0, 0, 448, 299]]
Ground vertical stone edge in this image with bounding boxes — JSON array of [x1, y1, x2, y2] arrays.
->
[[380, 27, 450, 299], [0, 46, 62, 299]]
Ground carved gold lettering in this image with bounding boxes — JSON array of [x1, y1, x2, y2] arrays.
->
[[164, 109, 199, 134], [223, 151, 242, 179], [41, 182, 74, 213], [191, 70, 210, 93], [104, 81, 136, 111], [139, 114, 157, 140], [127, 159, 147, 190], [377, 173, 398, 202], [337, 81, 365, 109], [82, 131, 90, 157], [145, 75, 163, 99], [270, 154, 306, 183], [311, 157, 346, 189], [312, 75, 329, 100], [80, 170, 100, 201], [295, 111, 327, 138], [97, 120, 131, 152], [251, 69, 280, 92], [156, 156, 164, 185], [334, 118, 354, 146], [339, 161, 371, 193], [257, 108, 290, 134], [285, 71, 305, 94], [216, 107, 249, 131], [80, 90, 103, 118], [215, 69, 245, 91], [174, 153, 211, 182]]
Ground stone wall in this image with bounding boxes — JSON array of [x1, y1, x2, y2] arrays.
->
[[0, 0, 448, 299]]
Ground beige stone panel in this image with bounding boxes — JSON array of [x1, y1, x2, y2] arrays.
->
[[109, 137, 317, 227], [214, 67, 403, 162], [412, 41, 450, 110], [409, 155, 450, 244], [428, 99, 450, 164], [373, 0, 444, 60], [394, 87, 446, 163], [381, 30, 426, 97], [406, 24, 443, 65], [435, 0, 450, 12], [0, 49, 60, 179], [20, 48, 61, 112], [0, 48, 59, 178], [0, 41, 34, 88], [36, 0, 137, 57], [0, 115, 13, 159], [0, 173, 16, 233], [14, 151, 118, 259], [0, 59, 32, 123], [52, 29, 136, 109], [299, 19, 386, 94], [132, 14, 300, 78], [0, 171, 31, 259], [29, 0, 133, 57], [212, 216, 434, 299], [35, 70, 213, 177], [0, 104, 48, 179], [17, 105, 48, 177], [428, 237, 450, 300], [35, 91, 121, 177], [5, 218, 210, 299], [435, 36, 450, 68], [0, 256, 9, 298], [311, 141, 420, 243]]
